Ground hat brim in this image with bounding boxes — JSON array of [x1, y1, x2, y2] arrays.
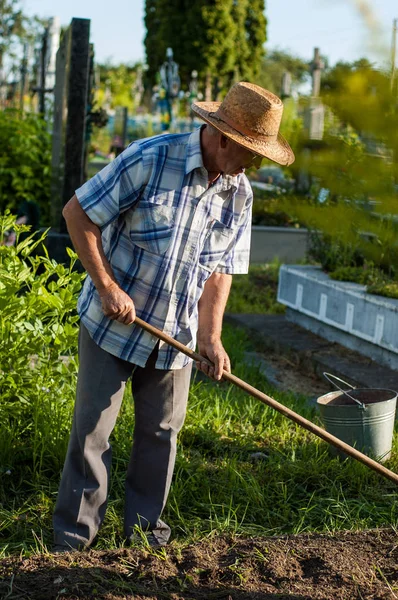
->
[[192, 101, 295, 167]]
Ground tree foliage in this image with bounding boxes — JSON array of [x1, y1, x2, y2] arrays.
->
[[321, 58, 375, 94], [232, 0, 267, 82], [96, 62, 141, 111], [0, 0, 44, 85], [0, 0, 24, 71], [144, 0, 266, 92], [281, 62, 398, 278], [256, 49, 310, 96]]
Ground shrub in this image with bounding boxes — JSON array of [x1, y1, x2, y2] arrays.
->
[[367, 281, 398, 299], [280, 198, 398, 279], [328, 265, 398, 300], [0, 212, 85, 477], [307, 229, 365, 273], [0, 110, 52, 225], [329, 265, 376, 285]]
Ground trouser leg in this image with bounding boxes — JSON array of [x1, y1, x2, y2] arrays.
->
[[53, 325, 133, 548], [124, 347, 192, 544]]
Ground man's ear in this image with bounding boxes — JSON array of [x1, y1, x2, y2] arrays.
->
[[220, 134, 228, 149]]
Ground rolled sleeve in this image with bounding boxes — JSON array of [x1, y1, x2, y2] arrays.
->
[[75, 143, 145, 229], [215, 196, 252, 275]]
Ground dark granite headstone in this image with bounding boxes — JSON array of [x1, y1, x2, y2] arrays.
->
[[51, 18, 91, 235]]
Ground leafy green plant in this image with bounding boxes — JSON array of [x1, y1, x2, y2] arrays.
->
[[0, 110, 51, 225], [307, 229, 365, 273], [0, 212, 85, 475], [281, 199, 398, 280], [307, 235, 398, 299], [89, 125, 113, 157], [367, 281, 398, 299], [226, 262, 285, 314], [329, 265, 377, 285]]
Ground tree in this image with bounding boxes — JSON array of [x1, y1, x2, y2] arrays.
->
[[241, 0, 267, 81], [96, 62, 141, 111], [144, 0, 167, 85], [255, 49, 310, 96], [321, 58, 375, 94], [0, 0, 42, 81], [0, 0, 24, 74], [144, 0, 266, 94]]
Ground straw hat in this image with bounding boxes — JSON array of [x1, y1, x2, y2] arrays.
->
[[192, 81, 295, 166]]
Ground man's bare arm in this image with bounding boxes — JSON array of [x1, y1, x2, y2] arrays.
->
[[197, 271, 232, 380], [63, 195, 136, 324]]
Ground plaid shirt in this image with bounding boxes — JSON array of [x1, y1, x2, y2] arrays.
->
[[76, 127, 253, 369]]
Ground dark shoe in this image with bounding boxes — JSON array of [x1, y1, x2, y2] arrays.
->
[[126, 520, 170, 547], [146, 533, 167, 547]]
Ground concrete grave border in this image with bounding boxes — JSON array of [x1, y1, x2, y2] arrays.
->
[[277, 265, 398, 370]]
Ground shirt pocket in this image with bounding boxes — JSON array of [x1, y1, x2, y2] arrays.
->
[[128, 192, 175, 255], [199, 218, 235, 273]]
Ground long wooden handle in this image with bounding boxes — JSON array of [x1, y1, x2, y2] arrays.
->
[[134, 316, 398, 486]]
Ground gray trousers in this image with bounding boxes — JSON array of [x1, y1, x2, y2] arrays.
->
[[53, 324, 192, 548]]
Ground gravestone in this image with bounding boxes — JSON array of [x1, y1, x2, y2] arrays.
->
[[304, 98, 324, 141], [111, 106, 128, 156], [310, 48, 324, 97], [47, 18, 91, 262], [305, 47, 325, 141], [34, 17, 60, 116], [51, 18, 91, 234], [296, 47, 326, 194], [281, 71, 292, 98]]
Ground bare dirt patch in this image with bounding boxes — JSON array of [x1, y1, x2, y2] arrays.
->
[[256, 351, 328, 398], [1, 529, 397, 599]]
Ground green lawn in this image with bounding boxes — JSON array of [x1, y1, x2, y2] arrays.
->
[[1, 323, 397, 557], [0, 223, 396, 557]]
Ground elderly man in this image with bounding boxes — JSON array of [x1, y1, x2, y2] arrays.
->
[[53, 81, 294, 551]]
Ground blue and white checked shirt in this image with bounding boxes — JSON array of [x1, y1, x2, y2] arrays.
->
[[76, 127, 253, 369]]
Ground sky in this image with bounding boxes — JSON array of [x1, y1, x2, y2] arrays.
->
[[22, 0, 397, 69]]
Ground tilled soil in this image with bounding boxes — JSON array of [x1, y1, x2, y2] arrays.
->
[[1, 529, 397, 599]]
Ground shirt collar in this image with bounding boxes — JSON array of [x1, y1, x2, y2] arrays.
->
[[185, 126, 240, 192], [185, 126, 205, 175]]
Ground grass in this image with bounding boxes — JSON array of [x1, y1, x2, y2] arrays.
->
[[1, 323, 397, 557], [226, 262, 286, 314]]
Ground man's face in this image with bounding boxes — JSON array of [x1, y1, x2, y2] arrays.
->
[[218, 137, 263, 177]]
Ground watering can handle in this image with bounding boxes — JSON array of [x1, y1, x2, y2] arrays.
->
[[323, 372, 366, 410]]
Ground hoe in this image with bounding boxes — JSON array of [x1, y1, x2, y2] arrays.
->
[[134, 316, 398, 486]]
